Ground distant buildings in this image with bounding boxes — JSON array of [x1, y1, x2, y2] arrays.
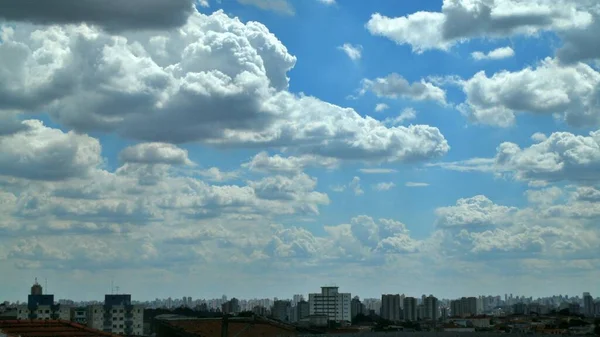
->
[[221, 298, 240, 314], [308, 286, 351, 322], [380, 294, 401, 322], [271, 300, 291, 322], [350, 296, 366, 319], [402, 297, 417, 321], [424, 295, 439, 321]]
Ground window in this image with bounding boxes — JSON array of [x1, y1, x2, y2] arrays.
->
[[113, 310, 117, 313], [113, 324, 117, 328]]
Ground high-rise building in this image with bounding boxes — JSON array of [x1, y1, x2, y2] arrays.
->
[[403, 297, 417, 321], [272, 300, 291, 322], [424, 295, 439, 321], [350, 297, 365, 319], [381, 294, 401, 322], [308, 286, 351, 322], [296, 300, 310, 321], [87, 294, 144, 336], [450, 297, 477, 317], [17, 279, 70, 321], [583, 292, 594, 317]]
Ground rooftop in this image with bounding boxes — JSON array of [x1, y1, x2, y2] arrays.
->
[[161, 317, 298, 337], [0, 320, 120, 337]]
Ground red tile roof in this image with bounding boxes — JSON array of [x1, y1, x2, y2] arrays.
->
[[163, 318, 298, 337], [0, 320, 120, 337]]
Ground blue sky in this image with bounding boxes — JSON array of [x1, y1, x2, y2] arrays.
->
[[1, 0, 600, 302]]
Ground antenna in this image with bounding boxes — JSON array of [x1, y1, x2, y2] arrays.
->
[[116, 286, 120, 294], [45, 278, 47, 293], [111, 280, 114, 294]]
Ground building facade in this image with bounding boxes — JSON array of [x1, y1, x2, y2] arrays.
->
[[403, 297, 417, 321], [450, 297, 477, 318], [424, 296, 439, 321], [381, 294, 401, 322], [87, 294, 143, 336], [16, 280, 70, 321], [308, 286, 351, 322]]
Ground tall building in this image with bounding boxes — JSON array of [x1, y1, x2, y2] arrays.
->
[[87, 294, 144, 336], [308, 286, 351, 322], [17, 279, 70, 321], [271, 300, 291, 322], [424, 295, 439, 321], [403, 297, 417, 321], [583, 292, 594, 317], [296, 300, 310, 321], [381, 294, 401, 322], [450, 297, 477, 317], [351, 297, 366, 319]]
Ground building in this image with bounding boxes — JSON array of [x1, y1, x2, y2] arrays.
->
[[583, 292, 594, 317], [16, 279, 70, 321], [296, 300, 309, 321], [71, 307, 88, 325], [154, 316, 298, 337], [271, 300, 291, 322], [87, 294, 143, 336], [450, 297, 477, 317], [424, 295, 439, 321], [380, 294, 401, 322], [402, 297, 417, 321], [221, 298, 240, 314], [350, 297, 365, 319], [308, 286, 351, 323]]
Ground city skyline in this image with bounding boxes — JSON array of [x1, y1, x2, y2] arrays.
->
[[1, 0, 600, 301]]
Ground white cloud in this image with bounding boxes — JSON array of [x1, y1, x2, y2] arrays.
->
[[531, 132, 548, 142], [0, 120, 102, 181], [196, 167, 239, 182], [383, 108, 417, 126], [375, 103, 389, 112], [243, 152, 338, 175], [432, 129, 600, 185], [471, 46, 515, 60], [317, 0, 336, 5], [359, 168, 398, 174], [405, 182, 429, 187], [119, 143, 193, 165], [338, 43, 362, 61], [360, 73, 447, 105], [459, 58, 600, 128], [0, 11, 450, 164], [373, 182, 396, 191], [366, 0, 592, 53], [349, 176, 364, 196]]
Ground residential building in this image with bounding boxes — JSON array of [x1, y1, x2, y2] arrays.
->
[[583, 292, 594, 317], [450, 297, 477, 317], [350, 297, 365, 319], [87, 294, 144, 336], [308, 286, 351, 322], [403, 297, 417, 321], [271, 300, 291, 322], [221, 298, 240, 314], [424, 295, 439, 321], [71, 307, 88, 325], [380, 294, 401, 322], [296, 300, 309, 321], [16, 279, 70, 321]]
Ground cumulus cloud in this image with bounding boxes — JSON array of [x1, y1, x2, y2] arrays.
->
[[119, 143, 192, 165], [338, 43, 362, 61], [375, 103, 389, 112], [435, 195, 517, 229], [0, 10, 449, 164], [243, 152, 338, 175], [366, 0, 592, 53], [383, 108, 417, 126], [471, 46, 515, 60], [405, 182, 429, 187], [349, 176, 364, 196], [459, 58, 600, 128], [359, 168, 398, 174], [360, 73, 447, 105], [0, 0, 195, 31], [373, 182, 396, 191], [0, 120, 102, 181]]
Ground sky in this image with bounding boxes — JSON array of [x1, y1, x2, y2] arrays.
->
[[0, 0, 600, 302]]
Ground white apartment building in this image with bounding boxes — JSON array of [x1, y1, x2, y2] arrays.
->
[[87, 295, 144, 336], [16, 305, 70, 321], [308, 286, 351, 322]]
